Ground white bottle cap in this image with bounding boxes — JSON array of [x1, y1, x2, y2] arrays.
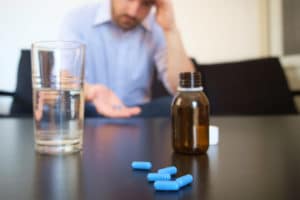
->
[[209, 125, 219, 145]]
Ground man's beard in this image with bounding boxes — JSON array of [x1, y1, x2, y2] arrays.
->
[[116, 15, 140, 30]]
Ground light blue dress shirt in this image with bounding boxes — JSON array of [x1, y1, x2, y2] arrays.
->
[[59, 0, 168, 106]]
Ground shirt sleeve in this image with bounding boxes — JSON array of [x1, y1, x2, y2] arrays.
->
[[153, 26, 173, 94]]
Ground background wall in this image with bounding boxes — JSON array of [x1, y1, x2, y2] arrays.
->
[[282, 0, 300, 55], [175, 0, 264, 62], [0, 0, 95, 113], [0, 0, 299, 113], [269, 0, 300, 110]]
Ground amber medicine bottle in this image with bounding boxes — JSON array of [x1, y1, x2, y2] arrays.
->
[[171, 72, 210, 154]]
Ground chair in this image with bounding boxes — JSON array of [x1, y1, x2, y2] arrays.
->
[[0, 50, 33, 117], [195, 57, 299, 115]]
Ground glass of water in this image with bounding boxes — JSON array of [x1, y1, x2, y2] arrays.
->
[[31, 41, 85, 154]]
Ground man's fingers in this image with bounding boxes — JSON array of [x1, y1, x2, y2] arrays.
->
[[88, 84, 142, 118], [108, 106, 141, 118], [106, 108, 133, 118], [99, 105, 141, 118], [155, 0, 170, 8], [127, 106, 141, 115]]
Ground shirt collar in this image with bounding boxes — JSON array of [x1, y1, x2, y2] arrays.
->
[[93, 0, 153, 32], [141, 13, 153, 32]]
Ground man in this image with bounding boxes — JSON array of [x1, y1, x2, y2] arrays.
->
[[60, 0, 194, 118]]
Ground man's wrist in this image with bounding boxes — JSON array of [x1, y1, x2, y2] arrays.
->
[[84, 82, 93, 101], [163, 25, 179, 37], [162, 25, 177, 33]]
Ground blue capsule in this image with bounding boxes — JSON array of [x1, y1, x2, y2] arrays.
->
[[154, 181, 180, 191], [176, 174, 193, 188], [158, 166, 177, 175], [147, 173, 171, 182], [131, 161, 152, 170]]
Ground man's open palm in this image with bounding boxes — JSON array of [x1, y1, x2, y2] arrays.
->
[[85, 84, 141, 118]]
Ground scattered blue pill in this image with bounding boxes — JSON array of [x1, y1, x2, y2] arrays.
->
[[131, 161, 152, 170], [176, 174, 193, 188], [147, 173, 171, 182], [158, 166, 177, 175], [154, 181, 180, 191]]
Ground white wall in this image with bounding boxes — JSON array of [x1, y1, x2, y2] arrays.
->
[[0, 0, 98, 113], [0, 0, 267, 114], [174, 0, 264, 62], [269, 0, 300, 110]]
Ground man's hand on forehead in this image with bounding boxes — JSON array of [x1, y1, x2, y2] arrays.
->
[[154, 0, 169, 6], [154, 0, 173, 11], [153, 0, 175, 31]]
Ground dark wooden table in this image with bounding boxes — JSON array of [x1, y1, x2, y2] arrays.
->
[[0, 116, 299, 200]]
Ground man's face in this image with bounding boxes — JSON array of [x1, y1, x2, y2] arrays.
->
[[111, 0, 155, 30]]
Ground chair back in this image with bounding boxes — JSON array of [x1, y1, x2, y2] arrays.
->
[[10, 50, 33, 116], [196, 57, 297, 115]]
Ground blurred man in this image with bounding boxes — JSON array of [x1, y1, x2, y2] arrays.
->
[[60, 0, 194, 118]]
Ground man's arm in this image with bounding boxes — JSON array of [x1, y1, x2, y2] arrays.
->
[[155, 0, 194, 94]]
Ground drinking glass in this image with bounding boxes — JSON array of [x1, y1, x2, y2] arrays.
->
[[31, 41, 85, 154]]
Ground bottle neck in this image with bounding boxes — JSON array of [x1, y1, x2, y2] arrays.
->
[[179, 72, 202, 89], [177, 86, 203, 92]]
